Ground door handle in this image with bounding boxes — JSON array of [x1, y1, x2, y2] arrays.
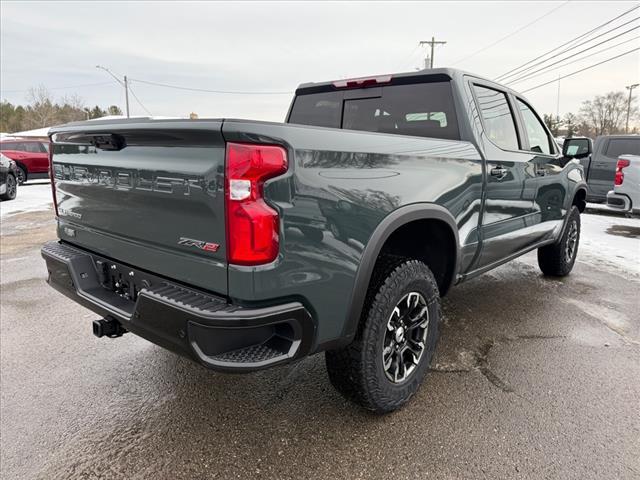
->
[[490, 167, 508, 179]]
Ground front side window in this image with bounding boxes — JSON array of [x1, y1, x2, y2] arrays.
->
[[473, 85, 519, 151], [516, 99, 553, 155]]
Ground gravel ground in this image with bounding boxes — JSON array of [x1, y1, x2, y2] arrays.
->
[[1, 200, 639, 480]]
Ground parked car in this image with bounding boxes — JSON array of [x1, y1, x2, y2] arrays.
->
[[563, 135, 640, 203], [606, 154, 640, 215], [42, 68, 587, 412], [0, 137, 50, 184], [0, 152, 18, 201]]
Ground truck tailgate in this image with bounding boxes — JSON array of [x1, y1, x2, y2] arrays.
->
[[50, 119, 228, 295]]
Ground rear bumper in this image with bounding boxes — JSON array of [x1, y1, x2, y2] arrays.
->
[[606, 190, 632, 212], [41, 241, 315, 372]]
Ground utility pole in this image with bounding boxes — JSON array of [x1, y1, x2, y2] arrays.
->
[[419, 37, 447, 69], [96, 65, 130, 118], [124, 75, 130, 119], [625, 83, 639, 133]]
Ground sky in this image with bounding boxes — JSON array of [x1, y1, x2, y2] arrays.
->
[[1, 1, 639, 123]]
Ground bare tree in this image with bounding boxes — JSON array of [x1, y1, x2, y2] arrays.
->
[[543, 114, 563, 137], [58, 94, 88, 123], [108, 105, 123, 116], [563, 112, 578, 138], [579, 91, 636, 136], [25, 85, 57, 129]]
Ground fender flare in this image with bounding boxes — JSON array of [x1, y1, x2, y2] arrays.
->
[[340, 203, 460, 343], [571, 182, 588, 211], [555, 181, 588, 244]]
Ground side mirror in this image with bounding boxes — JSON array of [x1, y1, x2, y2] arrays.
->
[[563, 137, 592, 159]]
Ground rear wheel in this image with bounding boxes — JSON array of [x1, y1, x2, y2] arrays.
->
[[16, 166, 27, 185], [325, 257, 441, 413], [538, 206, 580, 276], [1, 174, 17, 201]]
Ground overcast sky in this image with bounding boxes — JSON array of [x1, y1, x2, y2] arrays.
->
[[1, 1, 638, 122]]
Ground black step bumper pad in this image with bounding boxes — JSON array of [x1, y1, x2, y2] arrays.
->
[[41, 241, 315, 371]]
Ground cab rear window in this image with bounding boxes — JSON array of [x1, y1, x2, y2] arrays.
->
[[289, 82, 460, 140]]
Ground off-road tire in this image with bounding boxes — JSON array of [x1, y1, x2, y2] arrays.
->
[[325, 257, 441, 413], [538, 206, 580, 276]]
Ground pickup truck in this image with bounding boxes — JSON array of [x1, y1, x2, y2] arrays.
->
[[42, 68, 587, 412], [606, 154, 640, 215], [562, 135, 640, 203]]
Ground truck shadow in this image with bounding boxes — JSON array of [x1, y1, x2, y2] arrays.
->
[[36, 255, 621, 479]]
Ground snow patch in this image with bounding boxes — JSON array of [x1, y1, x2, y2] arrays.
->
[[578, 212, 640, 277], [0, 182, 53, 218]]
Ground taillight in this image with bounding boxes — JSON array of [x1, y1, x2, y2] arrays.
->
[[614, 158, 630, 186], [225, 143, 287, 265], [48, 141, 59, 217]]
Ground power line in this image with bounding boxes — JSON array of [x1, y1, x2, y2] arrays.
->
[[130, 78, 292, 95], [506, 25, 640, 85], [451, 0, 570, 65], [498, 15, 639, 83], [506, 35, 640, 86], [520, 47, 640, 93], [1, 81, 114, 94], [395, 43, 422, 71], [496, 4, 639, 81], [127, 83, 153, 116], [495, 4, 639, 81]]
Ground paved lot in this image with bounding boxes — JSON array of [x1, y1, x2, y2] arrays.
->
[[1, 191, 639, 480]]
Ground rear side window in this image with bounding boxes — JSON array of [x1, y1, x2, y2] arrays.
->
[[289, 82, 460, 140], [473, 85, 519, 151], [23, 142, 43, 153], [605, 138, 640, 158], [288, 92, 342, 128], [516, 98, 553, 155]]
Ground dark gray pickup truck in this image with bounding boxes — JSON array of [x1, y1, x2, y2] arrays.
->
[[42, 68, 587, 412], [563, 135, 640, 203]]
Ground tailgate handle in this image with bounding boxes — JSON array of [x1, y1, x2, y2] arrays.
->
[[89, 133, 126, 151]]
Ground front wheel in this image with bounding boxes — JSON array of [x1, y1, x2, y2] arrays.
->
[[538, 206, 580, 276], [325, 258, 441, 413], [1, 174, 17, 201]]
